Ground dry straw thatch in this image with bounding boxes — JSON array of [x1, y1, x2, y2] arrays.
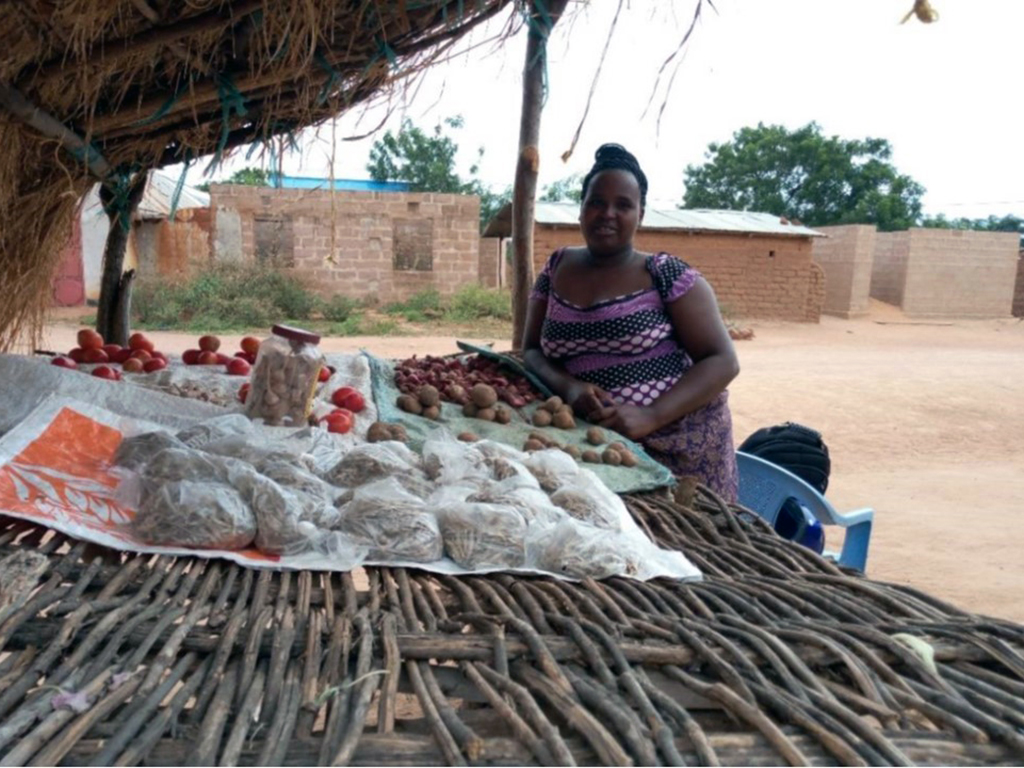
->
[[0, 0, 521, 351]]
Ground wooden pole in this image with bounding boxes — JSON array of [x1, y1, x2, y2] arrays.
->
[[511, 0, 569, 351], [97, 172, 148, 346]]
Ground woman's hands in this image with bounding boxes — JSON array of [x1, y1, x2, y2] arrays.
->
[[590, 402, 661, 441], [566, 382, 613, 420]]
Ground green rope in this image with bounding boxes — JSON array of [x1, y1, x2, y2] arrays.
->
[[168, 155, 193, 221], [315, 51, 340, 105], [100, 167, 141, 233], [203, 73, 248, 176]]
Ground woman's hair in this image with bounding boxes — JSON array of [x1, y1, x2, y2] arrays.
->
[[580, 143, 648, 209]]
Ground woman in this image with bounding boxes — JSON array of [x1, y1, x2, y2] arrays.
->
[[523, 144, 741, 501]]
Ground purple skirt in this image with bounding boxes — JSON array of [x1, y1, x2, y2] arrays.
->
[[640, 391, 738, 503]]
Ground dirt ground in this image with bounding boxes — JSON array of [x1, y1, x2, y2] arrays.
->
[[35, 302, 1024, 622]]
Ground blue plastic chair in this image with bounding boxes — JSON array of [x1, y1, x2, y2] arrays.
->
[[735, 451, 874, 572]]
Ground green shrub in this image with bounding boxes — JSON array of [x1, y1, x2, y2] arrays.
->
[[384, 289, 442, 321], [322, 294, 359, 322], [131, 263, 319, 330], [446, 284, 512, 322]]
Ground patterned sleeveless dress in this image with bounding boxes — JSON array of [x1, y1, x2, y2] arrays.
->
[[530, 249, 738, 501]]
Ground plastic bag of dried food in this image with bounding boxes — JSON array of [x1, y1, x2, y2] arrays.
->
[[256, 459, 341, 506], [438, 502, 527, 570], [132, 480, 256, 550], [422, 431, 489, 484], [467, 483, 564, 527], [549, 473, 628, 530], [176, 414, 254, 449], [472, 440, 532, 483], [527, 519, 640, 580], [231, 470, 331, 555], [112, 430, 186, 471], [338, 478, 443, 563], [201, 434, 314, 471], [524, 449, 580, 492], [428, 480, 483, 507], [324, 441, 422, 487]]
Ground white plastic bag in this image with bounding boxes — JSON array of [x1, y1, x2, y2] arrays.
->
[[527, 519, 641, 580], [325, 441, 423, 487], [549, 472, 629, 530], [132, 481, 256, 550], [338, 478, 443, 563], [524, 449, 580, 491], [438, 502, 527, 569], [175, 414, 254, 449], [422, 431, 489, 484]]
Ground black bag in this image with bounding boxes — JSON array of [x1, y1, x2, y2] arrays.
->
[[738, 422, 831, 494]]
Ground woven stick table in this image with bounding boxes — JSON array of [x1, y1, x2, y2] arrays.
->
[[1, 487, 1022, 766]]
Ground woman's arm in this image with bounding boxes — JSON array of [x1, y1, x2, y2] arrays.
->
[[596, 277, 740, 439], [522, 298, 611, 416]]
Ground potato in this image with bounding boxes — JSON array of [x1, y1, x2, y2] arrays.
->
[[562, 445, 582, 459], [586, 427, 605, 446], [494, 407, 511, 425], [542, 396, 564, 413], [471, 383, 498, 408], [397, 394, 423, 414], [523, 439, 546, 452], [552, 410, 575, 430], [476, 408, 497, 422], [462, 402, 479, 418], [532, 409, 553, 427], [609, 442, 626, 453], [367, 422, 392, 443], [457, 431, 479, 442], [417, 385, 440, 407], [602, 448, 623, 466], [620, 450, 639, 467], [389, 424, 409, 443], [581, 450, 602, 464], [528, 431, 548, 444], [423, 405, 440, 420]]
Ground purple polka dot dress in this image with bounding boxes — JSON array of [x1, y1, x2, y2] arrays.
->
[[531, 250, 738, 502]]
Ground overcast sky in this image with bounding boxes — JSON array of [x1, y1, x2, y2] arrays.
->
[[183, 0, 1023, 220]]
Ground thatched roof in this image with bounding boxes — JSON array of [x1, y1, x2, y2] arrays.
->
[[0, 0, 517, 350]]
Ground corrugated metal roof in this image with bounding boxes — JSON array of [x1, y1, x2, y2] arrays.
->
[[482, 201, 823, 238], [135, 169, 210, 219]]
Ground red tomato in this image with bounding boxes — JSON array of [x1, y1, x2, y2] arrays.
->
[[128, 333, 154, 353], [197, 350, 219, 365], [129, 349, 152, 363], [67, 347, 86, 363], [102, 344, 122, 357], [143, 358, 167, 373], [83, 347, 109, 364], [238, 383, 251, 403], [198, 335, 221, 353], [182, 349, 201, 365], [151, 351, 168, 362], [123, 357, 144, 373], [111, 348, 133, 364], [226, 358, 251, 376], [51, 356, 77, 369], [215, 353, 231, 365], [91, 365, 119, 381], [323, 409, 353, 434], [318, 365, 331, 383], [78, 329, 104, 350], [240, 336, 261, 356], [331, 387, 366, 412]]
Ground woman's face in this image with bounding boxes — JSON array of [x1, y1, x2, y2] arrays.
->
[[579, 169, 644, 257]]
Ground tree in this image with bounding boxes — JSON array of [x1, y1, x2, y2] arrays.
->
[[681, 122, 925, 231], [541, 173, 583, 203], [920, 213, 1023, 233], [367, 116, 507, 231], [195, 166, 270, 192]]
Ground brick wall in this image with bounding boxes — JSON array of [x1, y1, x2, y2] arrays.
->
[[811, 224, 875, 318], [530, 226, 821, 321], [870, 231, 909, 306], [900, 229, 1018, 318], [479, 237, 502, 288], [209, 186, 480, 303], [1013, 252, 1024, 318]]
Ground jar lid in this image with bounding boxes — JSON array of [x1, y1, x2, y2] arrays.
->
[[271, 324, 321, 345]]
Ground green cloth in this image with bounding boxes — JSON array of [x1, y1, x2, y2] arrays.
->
[[366, 352, 674, 495]]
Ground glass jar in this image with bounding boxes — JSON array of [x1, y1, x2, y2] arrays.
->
[[245, 324, 324, 427]]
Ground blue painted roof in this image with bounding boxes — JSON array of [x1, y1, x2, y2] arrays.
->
[[267, 173, 410, 192]]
